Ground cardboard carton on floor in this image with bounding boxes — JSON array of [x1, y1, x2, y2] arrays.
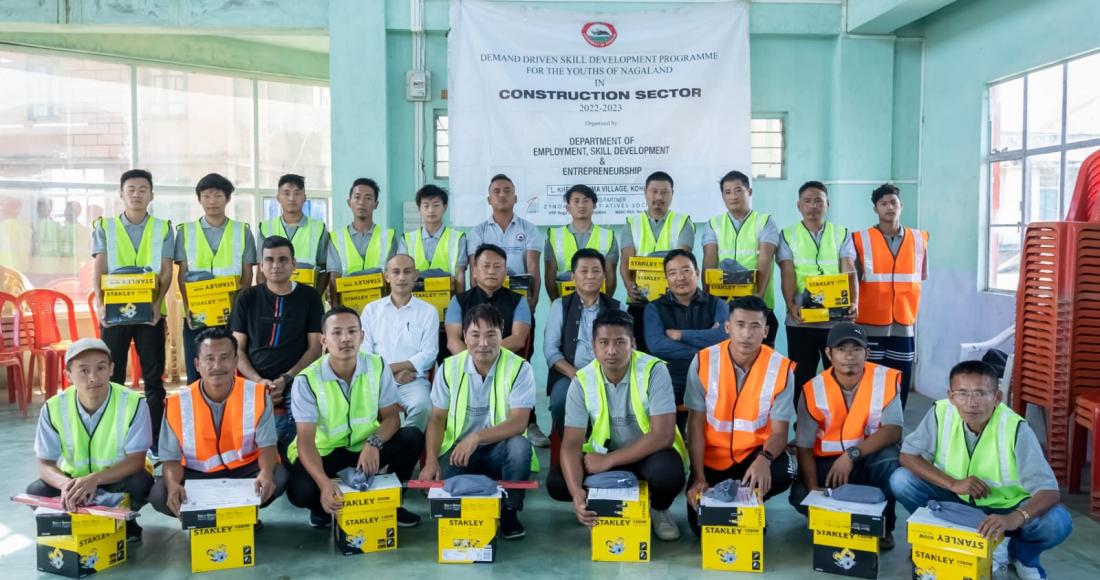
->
[[697, 486, 766, 528], [701, 525, 763, 572], [586, 481, 649, 519], [180, 478, 260, 573], [907, 507, 998, 580], [36, 517, 127, 579], [802, 490, 886, 579], [588, 483, 651, 563], [334, 508, 397, 555], [803, 489, 887, 538], [437, 517, 498, 564]]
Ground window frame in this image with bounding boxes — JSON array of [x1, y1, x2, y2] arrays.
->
[[751, 113, 787, 181]]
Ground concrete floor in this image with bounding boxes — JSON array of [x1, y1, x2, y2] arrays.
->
[[1, 393, 1098, 579]]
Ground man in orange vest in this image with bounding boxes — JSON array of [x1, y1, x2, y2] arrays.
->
[[149, 327, 287, 519], [683, 295, 796, 537], [788, 322, 903, 548], [853, 183, 928, 408]]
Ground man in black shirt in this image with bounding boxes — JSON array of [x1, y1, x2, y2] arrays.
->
[[231, 236, 323, 448], [444, 244, 531, 356]]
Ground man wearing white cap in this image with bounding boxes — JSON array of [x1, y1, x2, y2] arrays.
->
[[27, 338, 153, 543]]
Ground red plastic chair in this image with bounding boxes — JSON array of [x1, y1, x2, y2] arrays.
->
[[19, 289, 79, 398], [0, 292, 29, 415], [86, 291, 142, 390]]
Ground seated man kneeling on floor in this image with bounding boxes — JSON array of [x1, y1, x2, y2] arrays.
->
[[150, 327, 288, 521], [421, 303, 537, 541], [28, 338, 153, 543], [891, 360, 1072, 580], [547, 309, 688, 541]]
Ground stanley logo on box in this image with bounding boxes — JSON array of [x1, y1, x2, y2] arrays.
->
[[343, 497, 385, 509], [79, 532, 113, 547], [912, 548, 956, 566], [48, 546, 65, 570], [594, 518, 636, 527], [833, 547, 858, 571], [194, 525, 237, 536], [932, 533, 983, 550], [705, 526, 754, 536], [343, 515, 385, 525]]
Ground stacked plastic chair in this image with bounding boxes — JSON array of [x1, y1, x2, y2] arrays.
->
[[1011, 221, 1100, 485]]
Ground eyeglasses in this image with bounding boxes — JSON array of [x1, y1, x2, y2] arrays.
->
[[949, 390, 996, 402]]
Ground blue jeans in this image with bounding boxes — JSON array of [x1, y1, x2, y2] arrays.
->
[[890, 467, 1073, 572], [275, 408, 297, 457], [441, 435, 532, 510]]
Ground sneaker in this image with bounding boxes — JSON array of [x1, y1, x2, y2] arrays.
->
[[992, 542, 1009, 572], [396, 507, 421, 528], [500, 508, 526, 540], [526, 424, 550, 448], [308, 509, 332, 528], [1013, 561, 1046, 580], [125, 520, 143, 544], [651, 508, 680, 541], [880, 532, 895, 551]]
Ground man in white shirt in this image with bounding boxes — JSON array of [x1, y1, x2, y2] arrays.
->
[[360, 254, 440, 431]]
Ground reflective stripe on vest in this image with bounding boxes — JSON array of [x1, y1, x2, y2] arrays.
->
[[549, 225, 613, 271], [287, 354, 383, 463], [933, 401, 1028, 508], [855, 227, 927, 326], [336, 225, 394, 275], [168, 377, 262, 472], [405, 227, 461, 274], [45, 383, 142, 477], [710, 211, 775, 308], [628, 212, 689, 256], [103, 216, 169, 273], [438, 350, 523, 457], [575, 351, 689, 466], [183, 219, 245, 277], [783, 222, 845, 293], [260, 216, 323, 268], [804, 363, 898, 456]]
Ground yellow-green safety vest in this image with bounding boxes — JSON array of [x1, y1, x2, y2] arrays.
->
[[548, 225, 613, 272], [575, 351, 689, 467], [404, 227, 463, 274], [334, 225, 395, 275], [782, 222, 847, 294], [932, 400, 1029, 509], [102, 215, 170, 314], [710, 211, 776, 309], [287, 354, 383, 464], [439, 350, 539, 472], [627, 211, 692, 256], [45, 383, 144, 478], [259, 215, 325, 268], [181, 219, 246, 277]]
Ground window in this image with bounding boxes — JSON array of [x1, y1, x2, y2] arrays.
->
[[435, 112, 449, 179], [751, 116, 785, 180], [0, 47, 331, 304], [985, 51, 1100, 292]]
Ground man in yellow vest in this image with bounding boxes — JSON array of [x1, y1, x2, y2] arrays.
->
[[547, 309, 688, 542], [892, 361, 1071, 580], [854, 183, 928, 408], [788, 323, 903, 549], [326, 177, 397, 307], [286, 306, 425, 528], [92, 169, 174, 456], [683, 295, 795, 537], [777, 180, 858, 399], [701, 170, 780, 346], [150, 327, 286, 519], [256, 173, 329, 290], [175, 173, 256, 384], [620, 171, 695, 351], [28, 339, 153, 542], [544, 184, 618, 301], [422, 303, 536, 540]]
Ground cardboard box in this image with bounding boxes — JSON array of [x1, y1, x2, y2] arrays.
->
[[334, 509, 397, 555], [503, 274, 532, 296], [586, 482, 649, 519], [37, 525, 126, 578], [427, 487, 502, 520], [705, 268, 756, 299], [100, 273, 156, 290], [814, 529, 880, 553], [180, 506, 257, 531], [628, 256, 667, 300], [437, 517, 497, 564], [697, 487, 765, 528], [184, 276, 239, 327], [910, 545, 992, 580], [591, 516, 650, 563], [812, 542, 878, 578], [35, 504, 127, 538], [701, 525, 764, 572], [801, 273, 852, 322], [189, 524, 255, 574], [803, 490, 887, 538], [290, 268, 317, 286], [340, 473, 403, 513], [414, 276, 452, 318], [906, 507, 999, 559]]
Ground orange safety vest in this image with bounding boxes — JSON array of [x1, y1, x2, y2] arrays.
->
[[165, 377, 266, 472], [803, 363, 899, 457], [853, 226, 927, 326], [696, 341, 794, 469]]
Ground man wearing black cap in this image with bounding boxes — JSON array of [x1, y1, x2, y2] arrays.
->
[[787, 322, 903, 549]]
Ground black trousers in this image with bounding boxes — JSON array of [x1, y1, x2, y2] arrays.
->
[[101, 321, 166, 451], [786, 325, 832, 403], [627, 304, 648, 353], [686, 447, 794, 537], [27, 471, 154, 509], [149, 461, 290, 517], [546, 448, 686, 511], [286, 427, 424, 513]]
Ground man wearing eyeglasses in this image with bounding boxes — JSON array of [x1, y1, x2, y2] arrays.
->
[[788, 322, 903, 550], [891, 360, 1071, 580]]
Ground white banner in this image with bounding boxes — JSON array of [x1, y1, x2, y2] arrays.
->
[[447, 0, 751, 227]]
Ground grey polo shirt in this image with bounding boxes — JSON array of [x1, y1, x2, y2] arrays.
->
[[173, 217, 257, 269], [430, 354, 536, 442], [777, 223, 857, 328], [900, 404, 1058, 495], [683, 353, 796, 423], [396, 225, 469, 269], [158, 387, 277, 463], [255, 216, 328, 268], [619, 213, 695, 252], [91, 212, 175, 261], [326, 224, 398, 274], [467, 215, 542, 275], [35, 395, 152, 461], [794, 383, 904, 448], [544, 224, 620, 279], [291, 355, 400, 424], [564, 361, 676, 451]]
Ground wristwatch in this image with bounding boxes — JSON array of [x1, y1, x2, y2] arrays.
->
[[761, 449, 776, 463], [280, 373, 293, 387], [845, 447, 862, 462], [366, 435, 385, 450]]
